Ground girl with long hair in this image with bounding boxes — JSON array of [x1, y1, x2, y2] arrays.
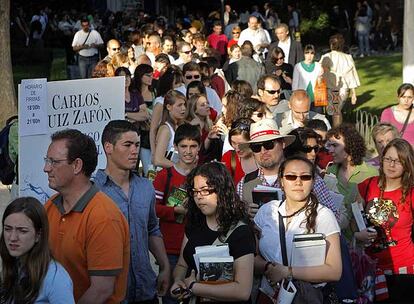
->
[[0, 197, 74, 303], [254, 156, 341, 301], [357, 138, 414, 302], [171, 162, 256, 303], [153, 90, 187, 168]]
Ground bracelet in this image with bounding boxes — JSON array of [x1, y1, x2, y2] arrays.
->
[[188, 281, 197, 296], [287, 266, 293, 281], [264, 261, 272, 272]]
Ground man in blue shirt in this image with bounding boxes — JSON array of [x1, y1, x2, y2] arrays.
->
[[95, 120, 170, 303]]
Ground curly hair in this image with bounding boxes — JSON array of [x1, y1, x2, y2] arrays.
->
[[379, 138, 414, 205], [185, 162, 251, 241], [222, 90, 243, 128], [326, 123, 366, 166], [278, 156, 319, 233]]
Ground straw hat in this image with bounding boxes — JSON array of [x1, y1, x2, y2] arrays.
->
[[248, 119, 295, 146]]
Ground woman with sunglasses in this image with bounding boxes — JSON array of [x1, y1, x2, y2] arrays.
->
[[171, 162, 256, 303], [380, 83, 414, 146], [292, 45, 323, 111], [266, 47, 293, 92], [0, 197, 74, 303], [227, 26, 241, 50], [221, 118, 257, 184], [254, 156, 342, 302], [356, 138, 414, 302]]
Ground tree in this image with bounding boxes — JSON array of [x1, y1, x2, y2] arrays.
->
[[0, 0, 17, 127]]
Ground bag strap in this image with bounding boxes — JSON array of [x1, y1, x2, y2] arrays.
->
[[230, 150, 237, 178], [278, 210, 289, 266], [212, 221, 246, 245], [82, 30, 91, 46], [400, 106, 412, 136], [162, 167, 173, 205], [364, 177, 374, 202]]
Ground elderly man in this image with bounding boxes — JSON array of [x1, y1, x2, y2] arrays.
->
[[102, 39, 121, 63], [72, 18, 104, 78], [146, 33, 162, 66], [238, 16, 271, 51], [266, 23, 303, 70], [275, 89, 331, 134], [44, 129, 129, 303]]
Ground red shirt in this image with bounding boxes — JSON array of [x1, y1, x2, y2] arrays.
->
[[207, 33, 228, 55], [153, 166, 187, 255], [358, 176, 414, 273], [221, 150, 245, 185], [227, 39, 238, 49], [210, 74, 225, 99]]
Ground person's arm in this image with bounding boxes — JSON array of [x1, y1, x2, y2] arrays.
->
[[184, 253, 254, 301], [126, 104, 151, 122], [77, 276, 116, 304], [149, 235, 171, 296], [171, 236, 190, 296], [150, 103, 163, 161], [350, 88, 357, 105], [265, 232, 342, 283], [154, 125, 175, 168], [292, 64, 300, 90]]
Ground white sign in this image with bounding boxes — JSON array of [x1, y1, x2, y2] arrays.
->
[[19, 77, 125, 202], [20, 78, 48, 136]]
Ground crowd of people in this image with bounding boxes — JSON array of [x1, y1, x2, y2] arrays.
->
[[3, 1, 413, 304]]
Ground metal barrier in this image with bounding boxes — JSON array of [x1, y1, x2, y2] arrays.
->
[[355, 109, 379, 153]]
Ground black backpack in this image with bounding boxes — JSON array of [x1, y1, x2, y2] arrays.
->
[[0, 116, 18, 185]]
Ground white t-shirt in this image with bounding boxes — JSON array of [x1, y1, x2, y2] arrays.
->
[[72, 29, 103, 57]]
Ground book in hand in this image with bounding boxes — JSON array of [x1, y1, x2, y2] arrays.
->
[[167, 187, 187, 223], [291, 233, 326, 267], [193, 244, 230, 273], [199, 256, 234, 284], [351, 201, 368, 231], [252, 185, 283, 207]]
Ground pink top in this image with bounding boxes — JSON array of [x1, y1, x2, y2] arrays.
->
[[380, 107, 414, 145]]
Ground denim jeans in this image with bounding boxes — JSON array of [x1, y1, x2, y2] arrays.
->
[[162, 254, 179, 304], [357, 31, 370, 55], [78, 54, 98, 78]]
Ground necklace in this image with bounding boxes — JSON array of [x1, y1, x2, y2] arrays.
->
[[280, 204, 307, 218]]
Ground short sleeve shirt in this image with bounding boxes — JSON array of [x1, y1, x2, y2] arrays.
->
[[72, 29, 103, 57], [45, 184, 130, 303]]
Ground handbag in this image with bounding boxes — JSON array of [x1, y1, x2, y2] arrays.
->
[[313, 78, 328, 107]]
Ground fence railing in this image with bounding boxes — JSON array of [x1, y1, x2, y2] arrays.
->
[[355, 109, 380, 153]]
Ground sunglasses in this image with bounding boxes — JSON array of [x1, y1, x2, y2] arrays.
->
[[283, 174, 313, 181], [232, 31, 240, 34], [231, 121, 250, 131], [276, 56, 285, 60], [264, 89, 281, 95], [111, 47, 121, 51], [185, 74, 201, 80], [250, 139, 278, 153], [302, 145, 320, 153], [182, 50, 192, 54]]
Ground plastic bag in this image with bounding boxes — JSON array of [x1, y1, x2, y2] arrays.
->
[[314, 78, 328, 107]]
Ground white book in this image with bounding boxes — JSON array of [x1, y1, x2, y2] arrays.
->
[[193, 244, 230, 273], [351, 201, 367, 231], [291, 233, 326, 267]]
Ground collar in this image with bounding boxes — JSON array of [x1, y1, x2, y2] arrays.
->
[[52, 183, 99, 214]]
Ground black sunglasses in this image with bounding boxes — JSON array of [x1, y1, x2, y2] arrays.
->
[[111, 47, 121, 51], [185, 74, 200, 80], [231, 121, 250, 131], [250, 139, 278, 153], [182, 50, 192, 54], [283, 174, 313, 181], [302, 145, 320, 153], [264, 89, 281, 95]]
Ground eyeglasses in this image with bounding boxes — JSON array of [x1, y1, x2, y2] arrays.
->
[[190, 188, 216, 197], [250, 139, 278, 153], [302, 145, 320, 153], [264, 89, 281, 95], [185, 74, 201, 80], [231, 121, 250, 131], [383, 156, 402, 166], [182, 50, 192, 54], [44, 157, 69, 167], [111, 47, 121, 51], [283, 174, 313, 181]]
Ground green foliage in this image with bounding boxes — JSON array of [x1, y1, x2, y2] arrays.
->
[[300, 13, 330, 35]]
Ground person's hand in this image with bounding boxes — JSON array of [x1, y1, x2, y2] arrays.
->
[[355, 228, 377, 244], [265, 262, 288, 286], [157, 268, 171, 297], [174, 205, 187, 215], [248, 202, 260, 219], [170, 280, 188, 299], [275, 69, 283, 77], [207, 126, 220, 140], [351, 94, 357, 105]]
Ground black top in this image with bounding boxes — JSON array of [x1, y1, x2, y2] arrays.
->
[[183, 221, 256, 304]]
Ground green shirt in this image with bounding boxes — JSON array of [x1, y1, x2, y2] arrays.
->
[[327, 161, 378, 240]]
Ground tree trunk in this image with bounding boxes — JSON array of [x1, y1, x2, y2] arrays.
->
[[0, 0, 17, 127]]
